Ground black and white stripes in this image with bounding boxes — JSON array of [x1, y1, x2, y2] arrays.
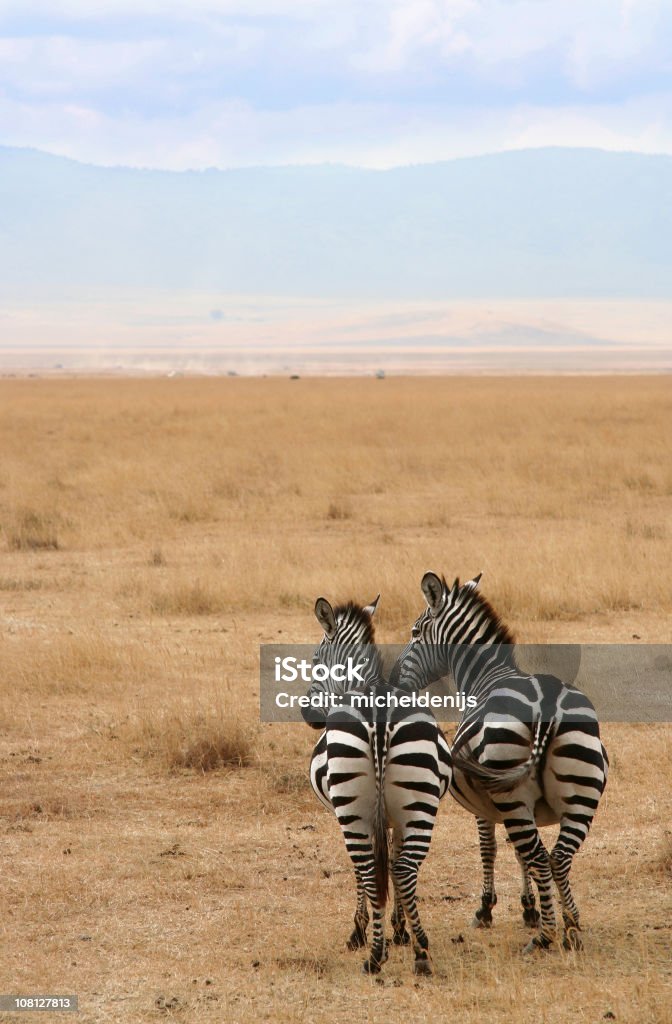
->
[[393, 571, 609, 953], [306, 596, 451, 975]]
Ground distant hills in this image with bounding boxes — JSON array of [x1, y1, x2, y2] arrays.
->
[[1, 146, 671, 301]]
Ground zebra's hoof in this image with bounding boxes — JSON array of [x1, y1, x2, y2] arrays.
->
[[393, 928, 411, 946], [362, 959, 382, 975], [347, 931, 367, 951], [413, 957, 432, 976], [523, 907, 540, 929], [471, 913, 492, 929], [562, 928, 584, 952], [523, 935, 553, 955], [472, 899, 495, 929]]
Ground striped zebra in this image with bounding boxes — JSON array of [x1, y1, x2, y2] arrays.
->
[[305, 596, 452, 975], [392, 572, 608, 953]]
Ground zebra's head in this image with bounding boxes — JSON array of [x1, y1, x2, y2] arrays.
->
[[391, 571, 488, 692], [301, 595, 383, 727], [311, 596, 383, 696]]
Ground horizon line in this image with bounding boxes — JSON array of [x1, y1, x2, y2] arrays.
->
[[2, 142, 672, 176]]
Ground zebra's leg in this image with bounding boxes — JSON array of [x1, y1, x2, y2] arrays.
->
[[350, 840, 387, 974], [391, 889, 410, 946], [392, 851, 431, 975], [550, 816, 592, 952], [390, 829, 410, 946], [360, 875, 387, 974], [346, 871, 369, 950], [514, 847, 540, 928], [500, 813, 556, 952], [472, 818, 498, 928]]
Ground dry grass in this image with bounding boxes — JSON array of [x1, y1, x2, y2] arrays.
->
[[326, 499, 353, 521], [0, 376, 670, 1024], [0, 576, 43, 591], [657, 832, 672, 878], [0, 631, 140, 697], [0, 376, 670, 629], [128, 701, 257, 772], [3, 507, 61, 550], [148, 579, 227, 617], [149, 547, 166, 567]]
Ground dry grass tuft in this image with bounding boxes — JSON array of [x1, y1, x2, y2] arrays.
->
[[2, 782, 100, 823], [168, 498, 217, 524], [149, 580, 225, 617], [326, 500, 352, 521], [172, 726, 252, 772], [657, 831, 672, 877], [4, 508, 60, 550], [20, 798, 80, 820], [128, 702, 256, 772], [624, 472, 657, 491], [274, 955, 331, 978], [267, 766, 310, 795], [626, 519, 667, 541], [0, 576, 43, 591]]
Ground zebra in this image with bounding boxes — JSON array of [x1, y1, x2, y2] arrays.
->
[[305, 595, 452, 975], [392, 571, 608, 953]]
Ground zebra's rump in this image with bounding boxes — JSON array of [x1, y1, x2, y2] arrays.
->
[[449, 674, 608, 824], [309, 706, 452, 823], [385, 713, 452, 824]]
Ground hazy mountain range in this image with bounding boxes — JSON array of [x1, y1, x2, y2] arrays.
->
[[1, 146, 671, 302]]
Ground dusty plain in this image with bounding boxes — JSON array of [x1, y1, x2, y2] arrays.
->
[[0, 375, 671, 1024]]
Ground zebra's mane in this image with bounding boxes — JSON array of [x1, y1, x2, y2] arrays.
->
[[449, 576, 517, 649], [332, 602, 376, 645]]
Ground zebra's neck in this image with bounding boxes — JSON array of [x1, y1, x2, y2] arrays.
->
[[444, 641, 516, 701], [436, 589, 517, 700]]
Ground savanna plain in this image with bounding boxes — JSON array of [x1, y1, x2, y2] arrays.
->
[[0, 375, 670, 1024]]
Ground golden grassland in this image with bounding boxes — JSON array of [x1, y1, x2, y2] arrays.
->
[[0, 375, 671, 1024]]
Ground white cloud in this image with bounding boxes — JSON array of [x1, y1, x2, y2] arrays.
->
[[564, 0, 672, 90], [1, 0, 671, 167], [506, 93, 672, 154], [0, 36, 168, 97], [349, 0, 672, 88], [350, 1, 476, 74], [0, 0, 335, 16]]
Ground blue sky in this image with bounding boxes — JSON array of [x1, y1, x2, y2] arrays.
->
[[1, 0, 671, 169]]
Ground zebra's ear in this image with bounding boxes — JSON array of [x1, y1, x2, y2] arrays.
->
[[363, 594, 380, 617], [421, 572, 445, 615], [463, 572, 483, 593], [315, 597, 337, 639]]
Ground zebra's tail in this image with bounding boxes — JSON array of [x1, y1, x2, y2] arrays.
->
[[452, 717, 557, 795], [372, 725, 389, 909]]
